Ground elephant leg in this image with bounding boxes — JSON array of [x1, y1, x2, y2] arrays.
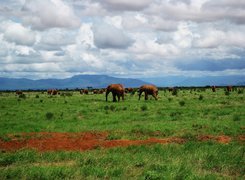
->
[[138, 91, 142, 100], [113, 93, 117, 102], [152, 93, 158, 100], [145, 92, 148, 100], [106, 91, 110, 101]]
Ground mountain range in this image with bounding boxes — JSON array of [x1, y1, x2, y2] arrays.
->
[[0, 75, 148, 90], [0, 75, 244, 90], [141, 75, 245, 87]]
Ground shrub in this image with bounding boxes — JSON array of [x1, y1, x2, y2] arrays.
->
[[104, 105, 109, 111], [46, 112, 54, 120], [172, 89, 178, 96], [233, 114, 240, 121], [141, 105, 148, 111], [179, 100, 185, 106], [225, 91, 230, 96], [199, 95, 204, 100], [238, 89, 243, 94], [122, 106, 127, 111], [19, 94, 26, 99], [35, 95, 39, 98], [110, 105, 116, 111]]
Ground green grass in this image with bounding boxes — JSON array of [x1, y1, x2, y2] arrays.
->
[[0, 88, 244, 178], [0, 143, 244, 179]]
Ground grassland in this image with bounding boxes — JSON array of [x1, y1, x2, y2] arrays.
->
[[0, 87, 244, 179]]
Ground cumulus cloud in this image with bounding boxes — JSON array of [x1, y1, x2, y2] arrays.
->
[[93, 22, 133, 49], [1, 21, 36, 46], [21, 0, 80, 30], [0, 0, 245, 79], [97, 0, 152, 11]]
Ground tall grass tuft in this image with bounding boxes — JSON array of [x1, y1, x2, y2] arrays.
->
[[46, 112, 54, 120], [141, 105, 148, 111], [199, 95, 204, 100], [179, 100, 185, 106]]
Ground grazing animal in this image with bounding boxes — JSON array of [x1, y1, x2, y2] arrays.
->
[[47, 89, 52, 95], [83, 89, 89, 95], [51, 89, 58, 95], [80, 89, 89, 95], [47, 89, 58, 95], [106, 84, 125, 102], [138, 85, 158, 100], [226, 86, 232, 92], [98, 89, 104, 94], [16, 90, 23, 95], [168, 87, 174, 92], [125, 88, 134, 93], [211, 86, 216, 92]]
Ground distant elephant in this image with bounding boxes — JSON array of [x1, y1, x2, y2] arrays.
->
[[106, 84, 125, 102], [211, 86, 216, 92], [138, 85, 158, 100]]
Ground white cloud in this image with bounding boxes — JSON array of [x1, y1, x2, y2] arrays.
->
[[22, 0, 80, 30], [0, 0, 245, 79], [93, 22, 133, 49], [1, 21, 36, 46], [99, 0, 152, 11]]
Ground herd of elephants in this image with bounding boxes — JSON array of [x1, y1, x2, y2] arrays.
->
[[15, 84, 234, 102]]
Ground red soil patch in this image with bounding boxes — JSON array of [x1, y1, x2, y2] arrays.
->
[[0, 132, 185, 152], [198, 135, 231, 144], [237, 135, 245, 142], [0, 132, 238, 152]]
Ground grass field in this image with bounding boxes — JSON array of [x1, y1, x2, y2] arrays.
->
[[0, 87, 244, 179]]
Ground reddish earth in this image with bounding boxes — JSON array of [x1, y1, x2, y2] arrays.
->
[[198, 135, 232, 144], [0, 132, 242, 152]]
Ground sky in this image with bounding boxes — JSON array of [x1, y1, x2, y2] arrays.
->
[[0, 0, 245, 79]]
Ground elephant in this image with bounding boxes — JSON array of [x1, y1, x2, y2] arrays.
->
[[138, 84, 158, 100], [106, 84, 125, 102], [211, 86, 216, 92], [47, 89, 58, 95]]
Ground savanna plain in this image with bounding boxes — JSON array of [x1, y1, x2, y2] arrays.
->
[[0, 87, 244, 179]]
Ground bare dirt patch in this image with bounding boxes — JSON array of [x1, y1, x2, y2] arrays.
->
[[0, 132, 240, 152], [198, 135, 232, 144]]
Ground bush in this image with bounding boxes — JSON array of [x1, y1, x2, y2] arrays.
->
[[35, 95, 39, 98], [179, 100, 185, 106], [225, 91, 230, 96], [199, 95, 204, 100], [238, 89, 243, 94], [110, 105, 116, 111], [104, 105, 109, 111], [233, 114, 240, 121], [46, 112, 54, 120], [141, 105, 148, 111], [172, 89, 178, 96], [19, 94, 26, 99]]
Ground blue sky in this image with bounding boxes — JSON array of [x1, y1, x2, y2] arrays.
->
[[0, 0, 244, 79]]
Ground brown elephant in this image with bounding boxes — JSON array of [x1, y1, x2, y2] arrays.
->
[[106, 84, 125, 102], [138, 84, 158, 100], [211, 86, 216, 92], [47, 89, 58, 95]]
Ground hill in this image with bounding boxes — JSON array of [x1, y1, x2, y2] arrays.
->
[[141, 75, 245, 87], [0, 75, 148, 90]]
